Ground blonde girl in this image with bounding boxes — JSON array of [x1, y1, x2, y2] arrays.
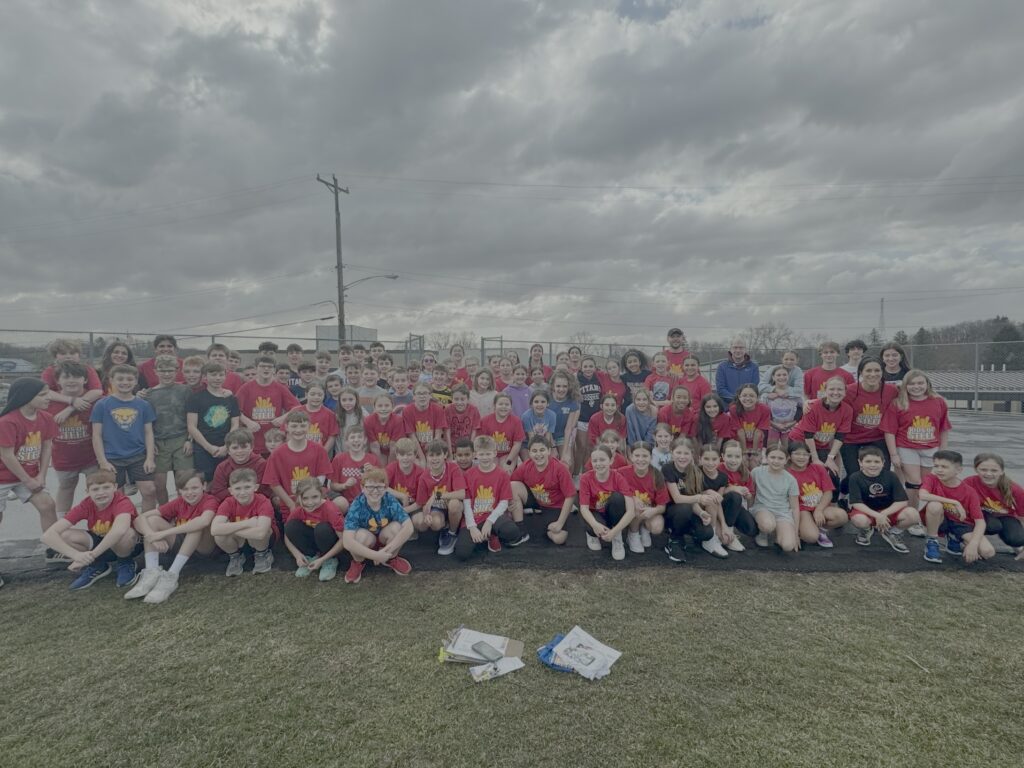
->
[[621, 441, 668, 553], [470, 369, 498, 418]]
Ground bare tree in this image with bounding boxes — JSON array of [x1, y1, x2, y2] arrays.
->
[[568, 330, 599, 355], [425, 330, 478, 358], [744, 323, 796, 355]]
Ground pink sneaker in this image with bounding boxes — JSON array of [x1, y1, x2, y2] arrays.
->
[[488, 535, 502, 553], [384, 556, 412, 576]]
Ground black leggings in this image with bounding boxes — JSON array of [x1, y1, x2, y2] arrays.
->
[[721, 491, 758, 537], [983, 514, 1024, 547], [839, 440, 890, 494], [283, 519, 340, 557], [455, 515, 525, 561], [665, 502, 714, 543], [587, 492, 627, 532]]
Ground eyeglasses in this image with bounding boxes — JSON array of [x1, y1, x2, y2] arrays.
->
[[422, 358, 435, 364], [363, 485, 387, 492]]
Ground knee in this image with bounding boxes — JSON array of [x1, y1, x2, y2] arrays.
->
[[757, 515, 776, 533], [850, 513, 871, 530], [547, 529, 568, 545], [428, 514, 445, 532], [648, 516, 665, 535], [827, 507, 848, 527]]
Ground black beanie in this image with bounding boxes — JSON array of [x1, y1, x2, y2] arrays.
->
[[1, 378, 48, 417]]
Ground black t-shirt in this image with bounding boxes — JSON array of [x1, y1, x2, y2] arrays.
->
[[700, 469, 729, 493], [847, 469, 907, 511], [186, 389, 240, 446], [662, 463, 700, 495], [621, 369, 651, 398], [577, 373, 604, 422]]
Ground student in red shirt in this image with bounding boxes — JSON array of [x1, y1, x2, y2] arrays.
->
[[129, 469, 218, 603], [664, 328, 689, 375], [414, 440, 466, 556], [206, 343, 244, 394], [283, 477, 346, 583], [236, 356, 301, 457], [209, 429, 270, 502], [447, 384, 482, 448], [454, 435, 528, 560], [211, 468, 275, 576], [657, 386, 696, 440], [882, 369, 951, 512], [0, 378, 59, 554], [527, 344, 553, 382], [841, 357, 897, 478], [330, 426, 381, 515], [262, 411, 331, 519], [696, 393, 736, 453], [510, 435, 576, 544], [730, 384, 771, 469], [46, 362, 98, 524], [589, 393, 628, 447], [677, 356, 711, 415], [965, 453, 1024, 552], [786, 443, 848, 549], [364, 393, 408, 464], [619, 441, 669, 553], [598, 358, 628, 411], [298, 383, 339, 454], [803, 341, 855, 401], [788, 376, 853, 487], [386, 438, 424, 518], [644, 352, 677, 408], [403, 382, 449, 460], [478, 392, 524, 473], [919, 450, 993, 565], [578, 445, 635, 560], [40, 338, 104, 404], [584, 431, 630, 472], [137, 335, 184, 389], [719, 439, 758, 546], [41, 469, 141, 591]]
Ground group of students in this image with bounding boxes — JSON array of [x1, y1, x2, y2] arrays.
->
[[0, 329, 1021, 598]]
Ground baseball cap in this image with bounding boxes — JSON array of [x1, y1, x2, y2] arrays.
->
[[667, 328, 683, 335]]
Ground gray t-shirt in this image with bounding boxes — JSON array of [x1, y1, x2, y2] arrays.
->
[[752, 466, 798, 517], [143, 383, 191, 440]]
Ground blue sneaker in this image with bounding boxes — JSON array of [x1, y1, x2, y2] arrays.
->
[[945, 534, 964, 557], [115, 559, 139, 588], [69, 563, 113, 591], [924, 538, 942, 564]]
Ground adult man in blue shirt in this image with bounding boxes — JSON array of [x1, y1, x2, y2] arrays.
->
[[715, 339, 760, 401]]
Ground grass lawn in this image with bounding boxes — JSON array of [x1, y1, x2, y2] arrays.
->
[[3, 567, 1022, 768]]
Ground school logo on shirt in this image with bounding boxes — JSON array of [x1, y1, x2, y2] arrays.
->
[[414, 420, 431, 443], [980, 495, 1006, 516], [530, 483, 551, 506], [492, 431, 509, 453], [110, 407, 139, 431], [907, 416, 935, 443], [16, 431, 41, 463], [203, 405, 230, 430], [340, 465, 362, 481], [669, 363, 682, 375], [290, 466, 311, 493], [741, 421, 757, 440], [856, 404, 882, 428], [60, 416, 88, 442], [635, 490, 651, 505], [252, 396, 275, 421], [92, 518, 112, 535], [867, 482, 885, 499], [813, 422, 837, 444], [377, 431, 391, 446], [308, 423, 323, 443], [800, 481, 823, 509], [941, 501, 964, 519], [596, 490, 612, 509], [475, 486, 495, 513]]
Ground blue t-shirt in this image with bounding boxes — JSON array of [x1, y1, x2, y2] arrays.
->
[[520, 408, 558, 447], [549, 398, 580, 445], [90, 395, 157, 460], [344, 492, 409, 533]]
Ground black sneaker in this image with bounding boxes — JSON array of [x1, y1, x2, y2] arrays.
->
[[45, 548, 72, 564], [664, 539, 687, 563], [507, 533, 530, 548]]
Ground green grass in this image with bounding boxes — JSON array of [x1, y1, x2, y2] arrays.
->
[[3, 568, 1023, 768]]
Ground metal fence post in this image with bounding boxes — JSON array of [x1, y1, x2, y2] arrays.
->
[[88, 332, 95, 366], [547, 342, 552, 366], [480, 337, 486, 365], [974, 342, 981, 410]]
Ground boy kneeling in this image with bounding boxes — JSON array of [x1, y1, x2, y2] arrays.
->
[[920, 450, 994, 565], [211, 468, 275, 576], [128, 469, 218, 603], [283, 477, 346, 582], [456, 435, 529, 560], [42, 469, 142, 590], [847, 445, 916, 554], [341, 468, 414, 584]]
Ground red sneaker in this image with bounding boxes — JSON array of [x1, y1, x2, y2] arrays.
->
[[344, 560, 365, 584], [488, 535, 502, 553], [384, 556, 412, 576]]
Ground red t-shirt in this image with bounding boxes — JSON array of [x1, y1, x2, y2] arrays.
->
[[216, 494, 275, 523], [656, 405, 695, 439], [330, 451, 382, 502], [706, 412, 738, 442], [223, 371, 244, 394], [676, 376, 711, 415], [921, 475, 982, 524], [137, 357, 186, 389], [235, 380, 300, 454], [43, 364, 102, 393], [286, 500, 345, 533], [587, 412, 628, 446], [262, 441, 331, 499], [415, 461, 466, 508], [730, 404, 771, 444], [579, 469, 630, 512], [584, 453, 630, 472], [45, 400, 96, 471], [158, 493, 219, 525], [803, 366, 855, 400], [880, 397, 951, 450], [462, 465, 513, 526], [452, 368, 471, 387], [494, 378, 510, 393], [664, 349, 689, 376], [963, 475, 1024, 519], [787, 463, 835, 512], [387, 462, 424, 506], [644, 372, 677, 402], [0, 409, 58, 483], [209, 455, 269, 501], [596, 373, 628, 410], [479, 412, 526, 456], [790, 400, 854, 450], [616, 465, 670, 508], [300, 406, 339, 447], [721, 464, 755, 496], [402, 400, 449, 447], [843, 384, 897, 445], [363, 412, 408, 453], [511, 459, 575, 509], [447, 403, 482, 444], [65, 492, 137, 534]]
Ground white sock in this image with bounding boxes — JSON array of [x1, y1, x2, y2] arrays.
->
[[169, 554, 189, 575], [144, 551, 160, 570]]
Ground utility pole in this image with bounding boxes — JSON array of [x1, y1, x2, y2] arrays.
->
[[316, 173, 349, 346], [878, 297, 886, 341]]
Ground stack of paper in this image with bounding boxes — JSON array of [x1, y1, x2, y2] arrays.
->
[[548, 626, 621, 680]]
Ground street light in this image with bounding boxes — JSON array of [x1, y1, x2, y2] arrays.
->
[[322, 274, 399, 345]]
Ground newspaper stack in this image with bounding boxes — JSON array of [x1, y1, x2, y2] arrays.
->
[[548, 626, 622, 680], [440, 627, 525, 681]]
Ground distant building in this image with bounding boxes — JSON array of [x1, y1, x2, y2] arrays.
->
[[926, 369, 1024, 413], [0, 358, 38, 374]]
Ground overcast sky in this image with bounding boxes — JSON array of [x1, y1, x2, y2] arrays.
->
[[2, 0, 1024, 351]]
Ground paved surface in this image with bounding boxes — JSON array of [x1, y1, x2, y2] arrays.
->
[[3, 411, 1022, 586]]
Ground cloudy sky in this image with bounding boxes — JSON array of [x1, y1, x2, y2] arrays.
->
[[2, 0, 1024, 351]]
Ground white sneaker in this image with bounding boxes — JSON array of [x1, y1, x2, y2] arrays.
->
[[726, 536, 745, 552], [124, 567, 163, 600], [143, 570, 179, 604], [906, 523, 927, 538], [754, 532, 770, 548], [585, 532, 602, 551], [640, 527, 652, 548], [702, 534, 729, 559], [986, 535, 1016, 555], [611, 533, 625, 561], [626, 531, 644, 554]]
